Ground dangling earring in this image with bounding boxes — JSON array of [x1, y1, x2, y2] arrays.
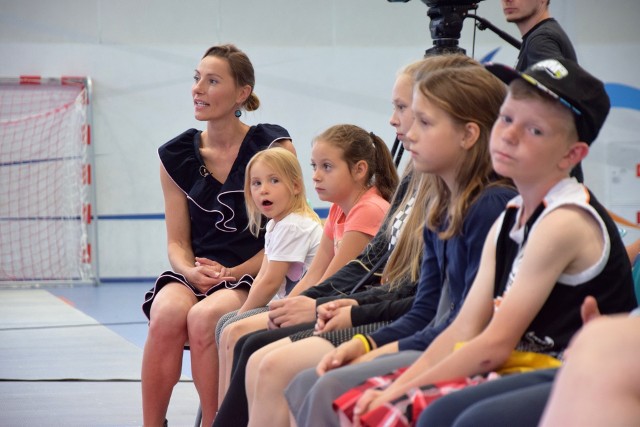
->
[[234, 109, 242, 118]]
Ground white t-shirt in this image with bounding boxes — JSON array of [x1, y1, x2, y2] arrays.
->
[[264, 212, 323, 300]]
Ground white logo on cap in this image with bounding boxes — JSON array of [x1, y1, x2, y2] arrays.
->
[[531, 59, 569, 79]]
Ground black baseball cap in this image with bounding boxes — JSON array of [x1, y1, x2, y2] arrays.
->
[[485, 58, 610, 145]]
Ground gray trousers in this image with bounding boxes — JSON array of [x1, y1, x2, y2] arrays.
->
[[284, 350, 422, 427]]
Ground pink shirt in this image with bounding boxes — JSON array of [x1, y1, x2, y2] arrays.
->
[[324, 187, 390, 254]]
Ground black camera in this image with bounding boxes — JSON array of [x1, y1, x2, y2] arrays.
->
[[388, 0, 485, 56]]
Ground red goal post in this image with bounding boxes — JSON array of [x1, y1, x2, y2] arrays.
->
[[0, 76, 98, 286]]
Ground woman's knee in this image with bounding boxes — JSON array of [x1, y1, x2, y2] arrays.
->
[[187, 304, 227, 347], [148, 294, 191, 340], [149, 284, 193, 322], [148, 304, 187, 331]]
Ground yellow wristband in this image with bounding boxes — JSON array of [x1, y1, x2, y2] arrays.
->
[[353, 334, 371, 353]]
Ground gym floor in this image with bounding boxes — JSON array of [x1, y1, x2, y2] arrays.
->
[[0, 282, 199, 427]]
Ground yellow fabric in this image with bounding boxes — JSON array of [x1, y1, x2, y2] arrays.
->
[[497, 350, 562, 374], [353, 334, 371, 353], [453, 342, 562, 375]]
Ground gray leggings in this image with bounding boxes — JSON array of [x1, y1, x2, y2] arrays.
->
[[285, 350, 421, 427]]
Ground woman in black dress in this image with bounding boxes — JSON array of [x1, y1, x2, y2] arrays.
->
[[140, 44, 294, 427]]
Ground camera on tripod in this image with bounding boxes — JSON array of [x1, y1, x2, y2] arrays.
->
[[388, 0, 485, 56]]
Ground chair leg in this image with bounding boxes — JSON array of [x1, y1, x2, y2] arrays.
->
[[194, 404, 202, 427]]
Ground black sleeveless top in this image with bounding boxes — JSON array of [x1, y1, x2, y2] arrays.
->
[[493, 180, 636, 358], [158, 124, 291, 268]]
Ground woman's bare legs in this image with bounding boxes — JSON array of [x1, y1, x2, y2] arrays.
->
[[217, 311, 270, 405], [246, 336, 336, 427], [142, 283, 196, 427], [188, 288, 248, 427]]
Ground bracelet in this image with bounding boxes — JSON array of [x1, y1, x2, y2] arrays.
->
[[365, 334, 376, 350], [353, 334, 371, 353]]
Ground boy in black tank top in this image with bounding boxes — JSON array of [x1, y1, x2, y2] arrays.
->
[[343, 58, 635, 425], [410, 58, 636, 427]]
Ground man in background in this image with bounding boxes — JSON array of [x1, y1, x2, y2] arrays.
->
[[503, 0, 577, 70], [503, 0, 583, 181]]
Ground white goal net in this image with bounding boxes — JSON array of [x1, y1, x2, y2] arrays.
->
[[0, 76, 98, 286]]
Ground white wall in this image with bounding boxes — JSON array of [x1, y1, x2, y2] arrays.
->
[[1, 0, 638, 280]]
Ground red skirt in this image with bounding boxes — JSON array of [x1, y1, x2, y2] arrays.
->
[[333, 367, 491, 427]]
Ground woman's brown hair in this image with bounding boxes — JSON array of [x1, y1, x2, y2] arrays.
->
[[202, 44, 260, 111]]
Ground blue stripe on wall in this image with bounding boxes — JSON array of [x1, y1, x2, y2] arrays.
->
[[99, 213, 166, 220], [605, 83, 640, 111], [479, 48, 640, 112], [97, 207, 331, 221], [100, 277, 157, 283]]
